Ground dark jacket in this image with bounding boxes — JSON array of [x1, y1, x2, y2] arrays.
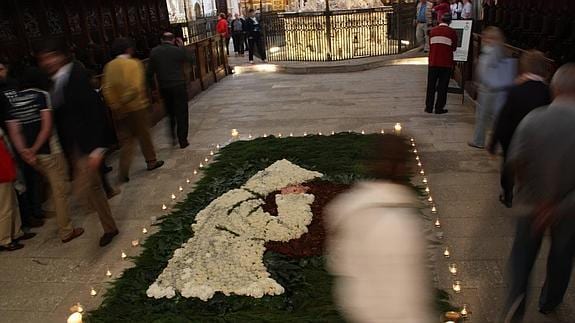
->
[[488, 80, 551, 154], [54, 62, 111, 157], [244, 17, 262, 37], [0, 78, 17, 131], [231, 18, 245, 33], [147, 43, 192, 89]]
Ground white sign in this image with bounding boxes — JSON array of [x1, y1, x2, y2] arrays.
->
[[449, 19, 473, 62]]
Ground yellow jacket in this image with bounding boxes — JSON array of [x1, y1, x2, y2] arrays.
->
[[102, 56, 149, 117]]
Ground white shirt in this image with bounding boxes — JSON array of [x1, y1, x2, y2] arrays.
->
[[50, 62, 73, 108]]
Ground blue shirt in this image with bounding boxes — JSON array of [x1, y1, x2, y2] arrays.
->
[[417, 4, 427, 23]]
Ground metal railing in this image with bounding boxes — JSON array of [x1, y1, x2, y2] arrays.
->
[[262, 4, 416, 61]]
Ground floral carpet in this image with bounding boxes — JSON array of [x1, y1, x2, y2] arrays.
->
[[89, 133, 453, 322]]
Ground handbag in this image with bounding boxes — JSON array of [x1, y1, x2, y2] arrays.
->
[[0, 136, 17, 183]]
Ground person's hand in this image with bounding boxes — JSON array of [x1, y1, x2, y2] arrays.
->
[[88, 154, 104, 172], [533, 201, 556, 236], [21, 149, 37, 166]]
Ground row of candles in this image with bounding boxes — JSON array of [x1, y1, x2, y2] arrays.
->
[[411, 137, 470, 321], [68, 125, 470, 322]]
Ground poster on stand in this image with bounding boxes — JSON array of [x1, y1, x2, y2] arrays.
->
[[450, 19, 473, 62]]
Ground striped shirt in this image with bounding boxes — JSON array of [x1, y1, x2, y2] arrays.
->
[[428, 23, 458, 68]]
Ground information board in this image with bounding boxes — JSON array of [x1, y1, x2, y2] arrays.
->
[[450, 19, 473, 62]]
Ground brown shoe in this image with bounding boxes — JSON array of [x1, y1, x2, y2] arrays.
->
[[147, 160, 165, 171], [62, 228, 85, 243]]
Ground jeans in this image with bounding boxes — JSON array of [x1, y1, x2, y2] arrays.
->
[[159, 84, 189, 146], [415, 23, 429, 51], [502, 215, 575, 322], [232, 32, 245, 54], [471, 88, 507, 147], [425, 67, 451, 112]]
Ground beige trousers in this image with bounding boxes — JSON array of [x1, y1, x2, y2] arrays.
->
[[116, 109, 157, 179], [35, 153, 75, 239], [0, 182, 24, 246], [72, 153, 118, 233]]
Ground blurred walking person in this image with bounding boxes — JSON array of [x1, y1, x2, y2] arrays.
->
[[5, 68, 84, 243], [147, 32, 192, 149], [245, 9, 267, 64], [326, 135, 433, 323], [501, 63, 575, 322], [37, 41, 119, 247], [469, 27, 512, 149], [414, 0, 433, 52], [102, 38, 164, 184], [487, 50, 551, 208], [231, 14, 246, 56], [425, 13, 457, 114]]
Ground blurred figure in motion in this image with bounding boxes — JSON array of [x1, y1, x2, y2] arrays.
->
[[469, 27, 512, 149], [37, 41, 119, 247], [487, 50, 551, 208], [325, 135, 433, 323], [102, 38, 164, 184], [501, 63, 575, 322]]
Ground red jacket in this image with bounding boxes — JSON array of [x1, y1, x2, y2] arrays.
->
[[428, 23, 458, 68], [216, 18, 229, 38]]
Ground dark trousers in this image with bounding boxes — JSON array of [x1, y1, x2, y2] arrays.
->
[[502, 215, 575, 322], [232, 32, 245, 54], [425, 66, 452, 112], [17, 161, 43, 224], [225, 36, 231, 55], [159, 84, 189, 146], [501, 149, 514, 202], [248, 32, 266, 61]]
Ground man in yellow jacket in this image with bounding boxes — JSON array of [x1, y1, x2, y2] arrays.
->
[[102, 38, 164, 183]]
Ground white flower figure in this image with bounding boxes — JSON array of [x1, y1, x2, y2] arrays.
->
[[147, 160, 323, 301]]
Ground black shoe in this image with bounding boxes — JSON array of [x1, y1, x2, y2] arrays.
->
[[424, 108, 433, 113], [499, 194, 513, 208], [539, 306, 556, 315], [118, 176, 130, 183], [99, 229, 119, 247], [435, 109, 448, 114], [0, 242, 24, 252], [23, 217, 44, 228], [16, 232, 36, 241], [147, 160, 165, 171], [180, 142, 190, 149]]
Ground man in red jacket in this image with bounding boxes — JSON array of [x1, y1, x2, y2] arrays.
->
[[216, 13, 230, 56], [425, 13, 458, 114]]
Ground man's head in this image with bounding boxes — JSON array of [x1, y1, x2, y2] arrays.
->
[[441, 13, 452, 24], [0, 62, 8, 81], [161, 32, 176, 44], [35, 40, 70, 76], [551, 63, 575, 99], [248, 9, 255, 17], [219, 13, 226, 19], [235, 13, 240, 19], [111, 37, 135, 57]]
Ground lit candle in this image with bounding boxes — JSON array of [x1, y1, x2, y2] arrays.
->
[[361, 130, 365, 135], [231, 129, 239, 138], [410, 138, 415, 142], [142, 227, 148, 234], [434, 218, 441, 228], [90, 287, 97, 297], [162, 204, 167, 210], [331, 131, 335, 135], [318, 132, 322, 136], [278, 133, 282, 138], [394, 123, 402, 134], [416, 156, 420, 161], [303, 132, 308, 136], [186, 178, 191, 184], [418, 162, 423, 167], [263, 133, 268, 138], [380, 129, 385, 134], [420, 169, 425, 175], [171, 193, 176, 200], [193, 169, 198, 175], [248, 134, 253, 139], [431, 205, 437, 213], [121, 251, 127, 260], [179, 186, 184, 192], [199, 163, 204, 168], [106, 269, 112, 277], [131, 240, 140, 247], [210, 151, 214, 156], [449, 263, 458, 275], [204, 157, 209, 162], [413, 149, 418, 154], [422, 177, 428, 184], [216, 144, 221, 149], [428, 196, 433, 203], [453, 280, 462, 293], [444, 247, 451, 258], [290, 133, 294, 137], [67, 312, 83, 323], [460, 304, 469, 318], [425, 187, 430, 194], [411, 142, 416, 147]]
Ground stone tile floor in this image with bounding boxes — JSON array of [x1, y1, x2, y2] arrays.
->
[[0, 58, 573, 323]]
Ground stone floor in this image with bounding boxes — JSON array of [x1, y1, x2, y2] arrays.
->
[[1, 58, 573, 323]]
